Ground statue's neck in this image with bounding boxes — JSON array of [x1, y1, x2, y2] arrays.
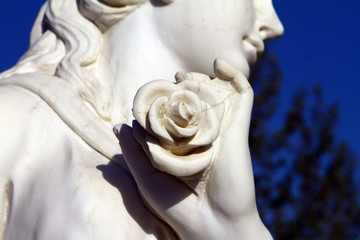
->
[[98, 4, 186, 125]]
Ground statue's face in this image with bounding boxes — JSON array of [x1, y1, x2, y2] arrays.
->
[[152, 0, 283, 77]]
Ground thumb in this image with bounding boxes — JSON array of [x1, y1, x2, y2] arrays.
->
[[115, 122, 197, 216]]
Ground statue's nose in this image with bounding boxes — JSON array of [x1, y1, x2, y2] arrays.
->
[[255, 2, 285, 41], [259, 14, 284, 40], [259, 15, 284, 40]]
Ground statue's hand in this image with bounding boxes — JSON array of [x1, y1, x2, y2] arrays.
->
[[114, 59, 272, 240]]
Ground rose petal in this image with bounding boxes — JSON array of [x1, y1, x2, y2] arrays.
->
[[186, 101, 221, 147], [163, 117, 199, 138], [177, 80, 224, 121], [166, 89, 202, 114], [145, 134, 214, 178], [165, 102, 197, 127], [148, 96, 173, 144], [133, 80, 179, 129]]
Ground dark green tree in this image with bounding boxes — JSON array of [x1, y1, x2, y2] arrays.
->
[[249, 51, 360, 240]]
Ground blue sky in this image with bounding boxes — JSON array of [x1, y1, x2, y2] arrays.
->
[[270, 0, 360, 160], [0, 0, 359, 160]]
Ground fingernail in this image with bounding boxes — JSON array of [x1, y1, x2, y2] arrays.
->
[[175, 72, 190, 83], [113, 124, 122, 140]]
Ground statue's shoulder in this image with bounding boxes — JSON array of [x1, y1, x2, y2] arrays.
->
[[0, 72, 121, 160], [0, 73, 71, 157], [0, 77, 42, 107], [0, 73, 60, 123]]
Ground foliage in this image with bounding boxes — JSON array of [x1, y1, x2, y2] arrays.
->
[[249, 52, 360, 240]]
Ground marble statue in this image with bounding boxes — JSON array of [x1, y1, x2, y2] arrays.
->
[[0, 0, 283, 239]]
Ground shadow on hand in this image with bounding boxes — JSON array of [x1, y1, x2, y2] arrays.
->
[[96, 154, 182, 239], [117, 124, 195, 210]]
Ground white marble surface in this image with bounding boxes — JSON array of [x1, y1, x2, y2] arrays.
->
[[0, 0, 283, 239]]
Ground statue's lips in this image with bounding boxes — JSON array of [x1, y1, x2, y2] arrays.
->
[[243, 36, 264, 64]]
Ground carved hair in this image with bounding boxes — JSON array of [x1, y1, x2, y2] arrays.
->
[[0, 0, 171, 119]]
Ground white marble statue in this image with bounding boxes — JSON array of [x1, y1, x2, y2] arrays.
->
[[0, 0, 283, 239]]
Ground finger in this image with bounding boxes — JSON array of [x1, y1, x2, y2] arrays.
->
[[175, 71, 211, 83], [214, 59, 254, 124], [113, 124, 123, 141], [118, 122, 197, 223], [214, 58, 252, 93], [116, 123, 157, 176]]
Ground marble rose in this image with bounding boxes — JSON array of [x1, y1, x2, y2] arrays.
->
[[0, 0, 283, 239], [131, 77, 225, 179]]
